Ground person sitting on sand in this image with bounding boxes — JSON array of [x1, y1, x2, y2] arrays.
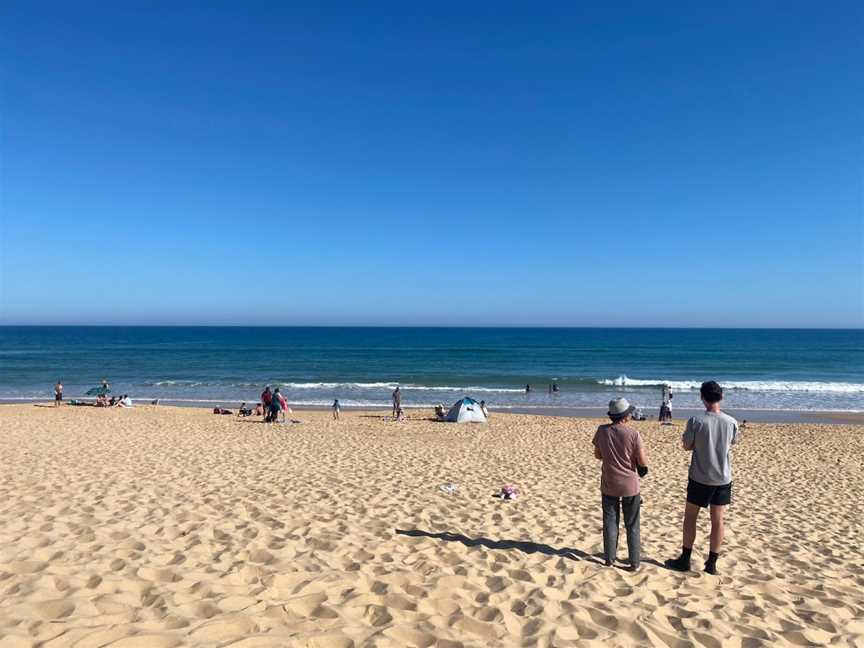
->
[[665, 381, 739, 576], [593, 397, 648, 572], [95, 394, 108, 407], [115, 394, 132, 408], [395, 407, 406, 422], [332, 399, 341, 420], [254, 402, 264, 416], [238, 402, 252, 417]]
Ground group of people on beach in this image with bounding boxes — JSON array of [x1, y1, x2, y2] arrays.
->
[[53, 378, 133, 408], [593, 380, 738, 575]]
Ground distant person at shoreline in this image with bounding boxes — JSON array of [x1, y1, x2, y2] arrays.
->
[[480, 400, 489, 418], [101, 378, 110, 392], [261, 386, 272, 419], [525, 384, 531, 394], [277, 389, 289, 422], [593, 397, 648, 571], [267, 388, 283, 423], [114, 394, 132, 408], [665, 381, 739, 575], [659, 386, 673, 425], [332, 399, 341, 420], [54, 380, 63, 406], [552, 382, 559, 393], [392, 386, 401, 417]]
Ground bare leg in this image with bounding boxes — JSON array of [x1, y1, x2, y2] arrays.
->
[[683, 502, 700, 549], [709, 505, 725, 552]]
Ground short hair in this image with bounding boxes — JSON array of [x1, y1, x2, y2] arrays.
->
[[700, 381, 723, 403]]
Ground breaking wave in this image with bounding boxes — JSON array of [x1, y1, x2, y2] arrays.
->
[[599, 376, 864, 393]]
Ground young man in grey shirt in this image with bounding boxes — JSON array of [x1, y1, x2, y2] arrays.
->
[[665, 381, 739, 575]]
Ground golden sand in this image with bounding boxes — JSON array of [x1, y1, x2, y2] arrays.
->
[[0, 404, 862, 647]]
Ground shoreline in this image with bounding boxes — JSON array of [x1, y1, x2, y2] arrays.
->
[[16, 400, 864, 425]]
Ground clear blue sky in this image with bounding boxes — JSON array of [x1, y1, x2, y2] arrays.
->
[[1, 2, 862, 327]]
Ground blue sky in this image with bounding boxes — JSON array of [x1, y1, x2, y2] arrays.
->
[[1, 1, 862, 327]]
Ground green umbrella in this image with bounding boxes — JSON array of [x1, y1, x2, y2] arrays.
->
[[85, 386, 111, 396]]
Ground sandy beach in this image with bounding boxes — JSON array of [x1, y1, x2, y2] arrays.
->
[[1, 404, 862, 647]]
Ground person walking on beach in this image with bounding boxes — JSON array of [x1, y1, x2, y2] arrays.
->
[[332, 399, 341, 420], [392, 386, 401, 418], [54, 380, 63, 406], [593, 397, 648, 571], [665, 381, 739, 575]]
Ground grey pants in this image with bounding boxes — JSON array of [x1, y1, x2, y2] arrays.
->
[[602, 493, 641, 568]]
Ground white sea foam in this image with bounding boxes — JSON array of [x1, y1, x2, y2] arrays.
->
[[599, 376, 864, 393], [268, 382, 525, 393]]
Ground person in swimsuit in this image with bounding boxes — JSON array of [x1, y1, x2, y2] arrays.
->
[[54, 380, 63, 406]]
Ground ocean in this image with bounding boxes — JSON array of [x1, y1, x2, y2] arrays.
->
[[0, 327, 861, 414]]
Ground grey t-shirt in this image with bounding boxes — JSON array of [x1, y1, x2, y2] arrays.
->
[[682, 411, 738, 486]]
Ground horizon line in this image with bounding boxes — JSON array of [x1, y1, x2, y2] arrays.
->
[[0, 324, 862, 331]]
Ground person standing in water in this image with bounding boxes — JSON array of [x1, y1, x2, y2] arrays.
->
[[392, 386, 401, 418], [54, 380, 63, 406], [525, 384, 531, 394]]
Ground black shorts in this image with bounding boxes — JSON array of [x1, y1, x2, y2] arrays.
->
[[687, 479, 732, 507], [55, 393, 62, 401]]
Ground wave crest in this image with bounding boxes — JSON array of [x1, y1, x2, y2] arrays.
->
[[599, 376, 864, 393]]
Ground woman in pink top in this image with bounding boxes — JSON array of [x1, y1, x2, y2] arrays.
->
[[592, 397, 648, 571]]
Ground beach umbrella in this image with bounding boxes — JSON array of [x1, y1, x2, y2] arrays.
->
[[85, 386, 111, 396]]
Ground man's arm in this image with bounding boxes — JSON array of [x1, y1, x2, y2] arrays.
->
[[636, 444, 648, 466], [682, 419, 695, 450], [594, 444, 602, 460]]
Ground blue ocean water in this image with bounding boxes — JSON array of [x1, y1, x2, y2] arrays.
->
[[0, 327, 861, 412]]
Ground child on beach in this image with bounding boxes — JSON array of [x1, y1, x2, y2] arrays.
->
[[332, 399, 341, 420]]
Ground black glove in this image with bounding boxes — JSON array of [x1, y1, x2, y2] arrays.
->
[[637, 464, 648, 477]]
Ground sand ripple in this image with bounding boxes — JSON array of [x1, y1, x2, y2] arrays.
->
[[1, 405, 863, 646]]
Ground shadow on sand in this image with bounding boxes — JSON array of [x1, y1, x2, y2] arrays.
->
[[395, 528, 665, 570]]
